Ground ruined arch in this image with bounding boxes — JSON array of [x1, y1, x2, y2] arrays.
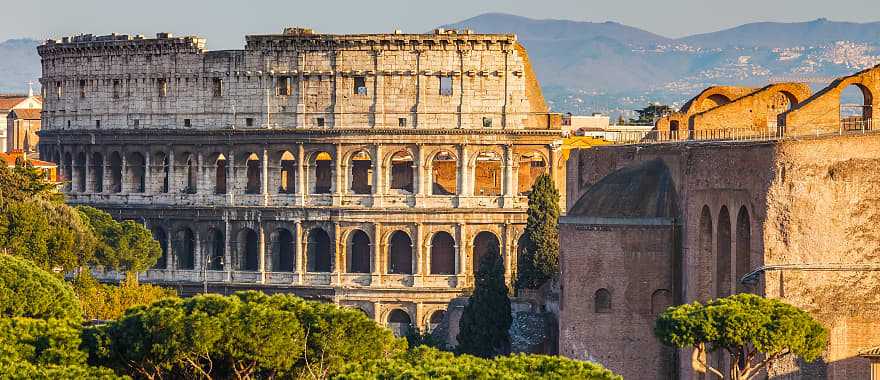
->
[[270, 228, 295, 272], [388, 230, 413, 275], [702, 94, 732, 111], [206, 228, 224, 270], [594, 288, 611, 313], [716, 206, 732, 298], [430, 231, 456, 275], [108, 151, 122, 193], [245, 153, 261, 194], [349, 149, 373, 195], [472, 231, 500, 274], [307, 228, 332, 273], [386, 309, 412, 337], [237, 228, 259, 271], [174, 227, 195, 270], [125, 152, 146, 193], [278, 150, 296, 194], [473, 151, 502, 196], [311, 151, 333, 194], [651, 289, 672, 315], [698, 205, 713, 302], [840, 83, 873, 131], [428, 310, 446, 332], [389, 150, 414, 194], [62, 152, 72, 191], [90, 152, 104, 193], [735, 206, 752, 293], [517, 151, 547, 195], [178, 152, 197, 193], [152, 227, 168, 269], [430, 150, 457, 195], [348, 229, 371, 274]]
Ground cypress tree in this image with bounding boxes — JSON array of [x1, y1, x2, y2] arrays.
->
[[456, 245, 511, 358], [516, 173, 560, 290]]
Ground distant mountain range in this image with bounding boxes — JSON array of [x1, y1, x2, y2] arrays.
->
[[3, 13, 879, 115]]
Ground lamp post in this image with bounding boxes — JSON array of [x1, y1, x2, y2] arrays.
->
[[202, 246, 224, 294]]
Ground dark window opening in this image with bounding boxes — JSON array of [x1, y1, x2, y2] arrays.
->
[[595, 288, 611, 313], [314, 152, 332, 194], [276, 76, 291, 96], [482, 117, 492, 128], [430, 232, 456, 275], [354, 76, 367, 95], [307, 228, 332, 272], [184, 119, 191, 127], [79, 79, 86, 98], [246, 117, 254, 127], [439, 76, 453, 96], [350, 151, 372, 195], [271, 229, 295, 272], [388, 231, 413, 275], [112, 80, 120, 99], [215, 155, 227, 194], [175, 228, 196, 270], [212, 78, 222, 97], [389, 151, 414, 193], [398, 117, 407, 127], [239, 229, 259, 271], [245, 153, 261, 194], [279, 151, 296, 194], [349, 230, 371, 274], [157, 78, 167, 97], [316, 117, 325, 127]]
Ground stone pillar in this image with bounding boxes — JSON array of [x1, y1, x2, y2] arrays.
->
[[196, 150, 205, 196], [165, 228, 174, 273], [120, 150, 128, 194], [372, 144, 383, 207], [295, 53, 306, 128], [456, 223, 467, 287], [502, 48, 511, 129], [193, 228, 202, 271], [373, 51, 385, 128], [333, 222, 342, 285], [144, 150, 152, 195], [414, 144, 426, 206], [414, 223, 424, 281], [224, 214, 232, 282], [457, 144, 471, 206], [457, 50, 468, 129], [502, 223, 512, 284], [102, 148, 112, 195], [549, 143, 560, 188], [414, 49, 424, 128], [83, 149, 91, 194], [297, 144, 306, 205], [502, 144, 515, 208], [332, 144, 342, 206], [258, 221, 266, 284], [372, 223, 382, 280], [261, 148, 269, 206], [227, 150, 235, 205], [167, 148, 176, 194], [294, 221, 303, 284]]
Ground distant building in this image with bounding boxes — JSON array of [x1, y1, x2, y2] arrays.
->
[[0, 89, 43, 153], [561, 113, 609, 136], [0, 150, 58, 183], [8, 108, 42, 153], [562, 113, 653, 142]]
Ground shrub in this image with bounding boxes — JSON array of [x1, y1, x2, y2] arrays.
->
[[72, 272, 176, 321], [0, 254, 81, 320]]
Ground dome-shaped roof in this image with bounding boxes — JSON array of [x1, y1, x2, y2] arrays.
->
[[570, 159, 679, 218]]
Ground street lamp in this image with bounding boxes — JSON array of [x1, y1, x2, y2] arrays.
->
[[202, 247, 224, 294]]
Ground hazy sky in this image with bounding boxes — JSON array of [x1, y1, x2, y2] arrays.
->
[[7, 0, 879, 49]]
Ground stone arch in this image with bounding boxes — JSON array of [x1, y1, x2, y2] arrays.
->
[[517, 151, 547, 195], [735, 206, 752, 293], [206, 227, 224, 270], [153, 152, 170, 193], [108, 151, 122, 193], [698, 205, 713, 302], [237, 228, 259, 271], [245, 152, 261, 194], [62, 152, 72, 190], [73, 152, 86, 192], [651, 289, 672, 315], [349, 149, 373, 195], [212, 153, 228, 195], [311, 151, 333, 194], [472, 231, 500, 274], [177, 152, 197, 193], [270, 228, 295, 272], [840, 83, 873, 130], [174, 227, 195, 270], [716, 206, 732, 298], [307, 227, 332, 272], [152, 227, 168, 269], [387, 309, 412, 337], [125, 151, 146, 193], [594, 288, 611, 313], [430, 150, 458, 195], [430, 231, 456, 275], [388, 150, 414, 194], [90, 152, 104, 193], [278, 150, 296, 194], [388, 230, 413, 275], [702, 93, 732, 111], [428, 309, 446, 332], [473, 151, 502, 196], [348, 229, 371, 274]]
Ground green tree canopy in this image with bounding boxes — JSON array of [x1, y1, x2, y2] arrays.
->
[[0, 254, 81, 320], [632, 103, 673, 125], [516, 173, 560, 290], [77, 206, 162, 274], [335, 346, 622, 380], [655, 293, 828, 380], [71, 272, 176, 321], [457, 245, 512, 358]]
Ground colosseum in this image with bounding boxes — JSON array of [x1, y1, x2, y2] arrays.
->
[[36, 28, 564, 333]]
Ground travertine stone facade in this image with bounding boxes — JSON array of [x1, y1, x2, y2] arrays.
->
[[37, 29, 564, 332]]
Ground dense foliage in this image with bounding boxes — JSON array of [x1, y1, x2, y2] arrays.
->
[[516, 174, 560, 290], [84, 291, 405, 379], [77, 206, 162, 274], [655, 293, 828, 380], [336, 346, 622, 380], [457, 246, 512, 358], [72, 273, 176, 321], [0, 254, 82, 320]]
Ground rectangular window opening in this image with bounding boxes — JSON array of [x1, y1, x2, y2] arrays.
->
[[398, 117, 407, 127], [439, 76, 453, 96], [212, 78, 222, 97], [316, 117, 325, 127], [246, 117, 254, 127], [112, 80, 120, 99], [184, 119, 191, 127], [79, 79, 86, 98], [157, 78, 167, 97], [354, 76, 367, 95], [95, 120, 101, 128], [133, 119, 139, 128], [482, 117, 493, 128], [276, 76, 291, 96]]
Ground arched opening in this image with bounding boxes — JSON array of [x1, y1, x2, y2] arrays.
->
[[840, 84, 873, 131], [152, 227, 168, 269], [90, 152, 104, 193], [313, 151, 333, 194], [428, 310, 446, 332], [348, 230, 371, 274], [430, 231, 456, 275], [153, 152, 169, 193], [214, 154, 227, 195], [350, 150, 373, 195], [271, 228, 295, 272], [126, 152, 146, 193], [206, 228, 224, 270], [431, 150, 458, 195], [716, 206, 732, 298], [518, 152, 547, 196], [651, 289, 672, 315], [238, 228, 259, 271], [389, 150, 414, 193], [387, 309, 412, 337], [74, 152, 86, 192], [702, 94, 731, 111], [594, 288, 611, 313], [279, 151, 296, 194], [698, 206, 713, 302], [62, 152, 72, 191], [769, 91, 797, 128], [245, 153, 261, 194], [472, 231, 501, 274], [175, 228, 195, 270], [735, 206, 752, 293], [474, 151, 502, 196], [388, 231, 413, 275], [307, 228, 332, 272], [109, 151, 122, 193], [181, 153, 197, 194]]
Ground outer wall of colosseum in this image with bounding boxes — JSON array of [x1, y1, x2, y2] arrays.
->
[[561, 134, 880, 380], [37, 30, 565, 334]]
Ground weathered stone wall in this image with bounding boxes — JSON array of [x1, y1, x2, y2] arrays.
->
[[688, 83, 811, 134], [782, 65, 880, 135], [655, 86, 755, 134]]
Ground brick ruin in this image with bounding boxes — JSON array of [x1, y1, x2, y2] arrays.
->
[[562, 66, 880, 379], [36, 29, 565, 334]]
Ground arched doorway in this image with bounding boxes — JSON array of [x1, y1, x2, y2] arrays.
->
[[428, 310, 446, 332], [206, 228, 224, 270], [175, 228, 195, 270], [245, 153, 261, 194], [126, 152, 146, 193], [238, 228, 259, 271], [313, 151, 333, 194], [840, 84, 873, 131], [387, 309, 412, 337], [474, 151, 501, 196], [388, 231, 413, 275], [90, 152, 104, 193], [430, 231, 456, 275], [307, 228, 332, 272], [152, 227, 168, 269], [517, 152, 547, 196], [348, 230, 371, 274], [109, 151, 122, 193], [698, 206, 713, 302], [350, 150, 373, 195], [389, 150, 414, 193], [716, 206, 731, 298], [735, 206, 751, 293], [431, 150, 457, 195], [271, 228, 295, 272], [472, 231, 500, 274], [279, 151, 296, 194], [214, 153, 227, 194]]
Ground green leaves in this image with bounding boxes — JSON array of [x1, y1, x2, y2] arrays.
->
[[516, 174, 561, 290], [0, 254, 82, 321], [457, 246, 512, 358], [77, 206, 162, 274]]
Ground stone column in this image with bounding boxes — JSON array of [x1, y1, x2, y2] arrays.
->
[[227, 150, 235, 205], [258, 221, 266, 284], [167, 148, 176, 194], [297, 144, 306, 205], [144, 150, 152, 195], [414, 223, 424, 282], [332, 144, 343, 206], [414, 49, 424, 128], [295, 53, 306, 128], [261, 148, 269, 206], [193, 228, 202, 271], [165, 228, 174, 273], [224, 214, 232, 282], [102, 148, 112, 195], [502, 223, 512, 284], [372, 144, 383, 207], [333, 222, 342, 285], [502, 144, 515, 208], [549, 143, 560, 188], [414, 144, 426, 206], [196, 150, 205, 196], [456, 144, 470, 206], [456, 223, 467, 288], [294, 221, 303, 284], [372, 223, 382, 281], [120, 150, 128, 194], [373, 51, 385, 127], [83, 149, 91, 194]]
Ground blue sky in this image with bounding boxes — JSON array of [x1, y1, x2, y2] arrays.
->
[[9, 0, 880, 48]]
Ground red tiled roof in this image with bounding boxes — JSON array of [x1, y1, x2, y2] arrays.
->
[[10, 108, 41, 120], [0, 95, 28, 110], [0, 151, 56, 168]]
